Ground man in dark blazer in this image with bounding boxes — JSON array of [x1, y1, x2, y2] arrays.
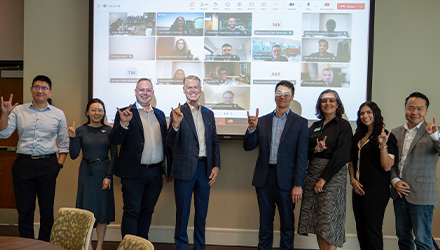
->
[[390, 92, 440, 250], [243, 80, 309, 250], [166, 75, 220, 250], [265, 45, 289, 62], [110, 78, 172, 239]]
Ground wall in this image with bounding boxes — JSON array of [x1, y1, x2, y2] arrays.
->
[[0, 0, 24, 60], [22, 0, 440, 247]]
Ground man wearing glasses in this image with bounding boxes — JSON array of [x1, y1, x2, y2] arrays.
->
[[0, 75, 69, 241], [265, 45, 289, 62], [243, 80, 309, 250], [217, 67, 237, 85]]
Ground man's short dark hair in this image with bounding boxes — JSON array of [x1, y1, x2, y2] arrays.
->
[[272, 44, 281, 49], [275, 80, 295, 96], [322, 68, 334, 74], [405, 92, 430, 108], [222, 43, 232, 49], [32, 75, 52, 90], [318, 39, 329, 46], [217, 67, 228, 75]]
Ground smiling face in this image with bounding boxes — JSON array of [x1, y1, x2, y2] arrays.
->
[[228, 17, 236, 29], [87, 102, 105, 124], [183, 78, 201, 103], [320, 92, 338, 117], [274, 85, 293, 110], [177, 17, 185, 27], [319, 41, 328, 54], [175, 70, 185, 80], [359, 105, 374, 128], [223, 92, 234, 104], [405, 97, 428, 128], [135, 80, 154, 108], [272, 46, 281, 60], [30, 80, 52, 104], [177, 40, 184, 50]]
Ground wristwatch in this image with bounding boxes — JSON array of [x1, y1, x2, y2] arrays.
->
[[58, 163, 64, 169]]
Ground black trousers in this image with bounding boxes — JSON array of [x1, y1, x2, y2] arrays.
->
[[11, 156, 60, 241], [352, 185, 390, 250]]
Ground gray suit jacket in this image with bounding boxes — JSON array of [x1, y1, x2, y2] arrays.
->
[[390, 123, 440, 205]]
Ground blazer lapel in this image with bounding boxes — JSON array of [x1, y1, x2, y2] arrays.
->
[[182, 103, 198, 139], [266, 114, 273, 147], [131, 104, 144, 137], [201, 106, 210, 136], [279, 112, 294, 145], [407, 123, 426, 155]]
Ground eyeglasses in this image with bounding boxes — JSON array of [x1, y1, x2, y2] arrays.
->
[[32, 85, 50, 92], [219, 72, 228, 75], [90, 109, 104, 113], [275, 91, 292, 98]]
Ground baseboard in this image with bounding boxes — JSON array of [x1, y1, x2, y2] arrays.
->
[[34, 223, 439, 250]]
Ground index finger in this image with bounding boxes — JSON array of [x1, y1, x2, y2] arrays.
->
[[72, 121, 75, 129], [433, 116, 437, 125], [423, 114, 428, 124], [322, 136, 327, 142], [256, 108, 259, 117], [381, 125, 385, 134], [247, 110, 250, 118]]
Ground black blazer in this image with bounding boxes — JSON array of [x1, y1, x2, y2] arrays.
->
[[110, 103, 172, 178]]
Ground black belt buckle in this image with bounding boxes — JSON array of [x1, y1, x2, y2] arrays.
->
[[198, 157, 207, 162], [31, 155, 40, 160]]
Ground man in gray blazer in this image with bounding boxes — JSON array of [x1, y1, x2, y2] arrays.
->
[[390, 92, 440, 250]]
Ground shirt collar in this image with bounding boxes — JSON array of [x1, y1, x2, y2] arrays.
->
[[187, 102, 201, 111], [404, 121, 423, 132], [29, 101, 50, 111], [135, 101, 153, 113], [273, 109, 290, 118]]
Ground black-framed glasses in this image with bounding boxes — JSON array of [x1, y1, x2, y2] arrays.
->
[[32, 85, 50, 92]]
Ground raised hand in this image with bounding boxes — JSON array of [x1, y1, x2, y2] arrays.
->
[[247, 108, 259, 131], [117, 104, 133, 127], [378, 126, 390, 148], [315, 136, 327, 153], [1, 94, 19, 115], [423, 115, 438, 135], [65, 121, 76, 137], [171, 103, 184, 129]]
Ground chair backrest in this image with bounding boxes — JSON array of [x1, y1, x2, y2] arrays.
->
[[117, 234, 154, 250], [50, 207, 96, 250]]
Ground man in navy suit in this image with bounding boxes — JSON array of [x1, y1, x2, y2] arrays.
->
[[167, 75, 220, 250], [243, 80, 309, 250], [110, 78, 172, 239]]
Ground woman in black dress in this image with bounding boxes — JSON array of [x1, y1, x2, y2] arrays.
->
[[298, 89, 352, 250], [66, 98, 116, 250], [349, 101, 397, 250]]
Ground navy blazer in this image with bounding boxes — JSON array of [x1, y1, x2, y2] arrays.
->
[[110, 103, 172, 179], [243, 111, 309, 190], [166, 103, 220, 181]]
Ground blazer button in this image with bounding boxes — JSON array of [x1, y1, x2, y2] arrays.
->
[[141, 143, 144, 145]]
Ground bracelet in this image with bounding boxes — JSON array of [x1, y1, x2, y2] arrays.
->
[[378, 144, 388, 150]]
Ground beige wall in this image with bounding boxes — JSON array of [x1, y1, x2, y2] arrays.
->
[[0, 0, 24, 60], [22, 0, 440, 240]]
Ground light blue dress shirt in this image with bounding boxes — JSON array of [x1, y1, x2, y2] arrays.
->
[[0, 102, 69, 155], [269, 109, 290, 164]]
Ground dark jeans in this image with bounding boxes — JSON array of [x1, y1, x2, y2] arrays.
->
[[174, 161, 210, 250], [393, 197, 434, 250], [12, 157, 60, 242], [256, 168, 295, 250], [120, 165, 163, 239]]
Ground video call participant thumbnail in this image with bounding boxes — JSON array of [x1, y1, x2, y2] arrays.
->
[[170, 39, 193, 60], [265, 45, 289, 62], [217, 68, 237, 85], [213, 90, 244, 110], [213, 43, 240, 61], [225, 17, 247, 35], [169, 16, 192, 36], [307, 39, 335, 61]]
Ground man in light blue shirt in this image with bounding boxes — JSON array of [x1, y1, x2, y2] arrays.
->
[[0, 75, 69, 241]]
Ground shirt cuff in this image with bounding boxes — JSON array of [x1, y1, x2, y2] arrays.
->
[[430, 131, 440, 141], [248, 127, 256, 133], [391, 177, 401, 187], [173, 126, 179, 132], [120, 122, 129, 130]]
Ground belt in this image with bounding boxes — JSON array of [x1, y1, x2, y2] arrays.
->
[[82, 157, 109, 176], [198, 157, 207, 162], [141, 163, 160, 169], [17, 153, 57, 160], [269, 164, 277, 169]]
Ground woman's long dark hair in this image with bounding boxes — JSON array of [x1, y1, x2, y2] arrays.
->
[[84, 98, 106, 126], [353, 101, 384, 145]]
